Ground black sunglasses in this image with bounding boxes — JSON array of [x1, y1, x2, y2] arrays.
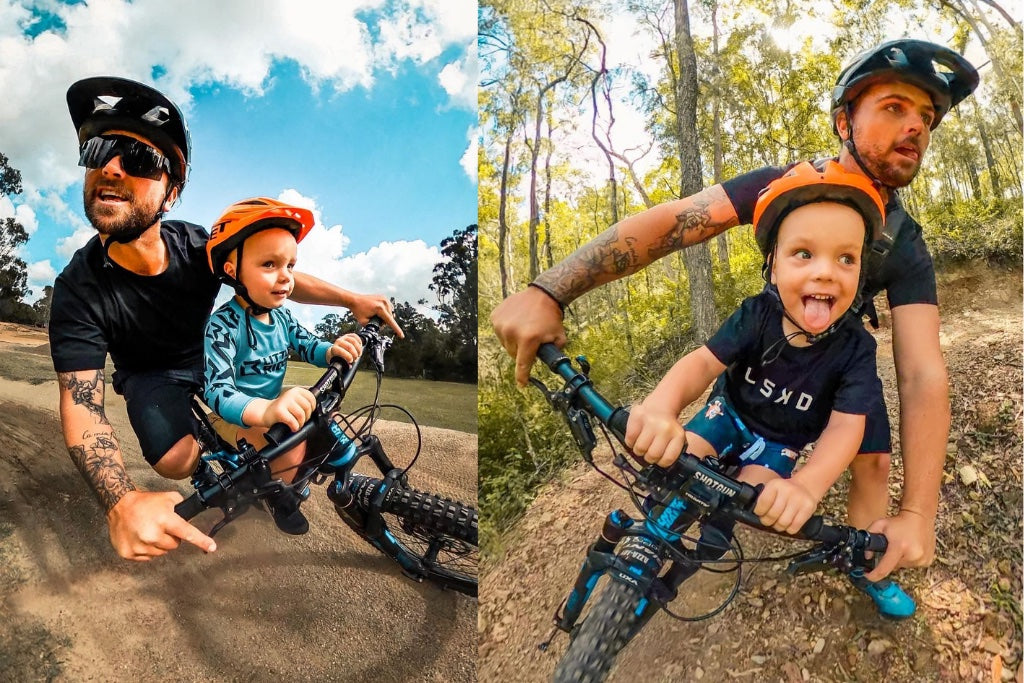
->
[[78, 134, 171, 181]]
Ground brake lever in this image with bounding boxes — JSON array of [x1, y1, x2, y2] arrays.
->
[[785, 546, 838, 576]]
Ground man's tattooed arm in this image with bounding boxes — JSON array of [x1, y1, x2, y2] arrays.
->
[[57, 370, 137, 512], [533, 185, 739, 304]]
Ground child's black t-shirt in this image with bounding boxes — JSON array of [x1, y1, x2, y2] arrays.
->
[[705, 290, 882, 449]]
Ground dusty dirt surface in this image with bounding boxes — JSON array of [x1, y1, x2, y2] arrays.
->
[[479, 264, 1022, 683], [0, 324, 478, 682]]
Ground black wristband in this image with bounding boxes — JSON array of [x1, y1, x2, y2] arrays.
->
[[528, 282, 565, 316]]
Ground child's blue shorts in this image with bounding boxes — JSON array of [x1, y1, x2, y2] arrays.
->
[[683, 395, 800, 478]]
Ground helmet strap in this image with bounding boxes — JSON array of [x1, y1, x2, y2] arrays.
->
[[760, 256, 844, 364], [842, 103, 895, 190], [221, 240, 270, 351], [100, 184, 175, 269]]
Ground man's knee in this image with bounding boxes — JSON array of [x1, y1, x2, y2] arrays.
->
[[152, 436, 201, 479], [850, 451, 891, 484]]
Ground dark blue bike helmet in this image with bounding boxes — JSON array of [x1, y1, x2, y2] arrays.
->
[[830, 39, 979, 134], [68, 76, 191, 188]]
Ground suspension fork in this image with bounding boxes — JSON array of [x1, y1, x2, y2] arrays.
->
[[557, 509, 635, 632], [358, 435, 410, 488]]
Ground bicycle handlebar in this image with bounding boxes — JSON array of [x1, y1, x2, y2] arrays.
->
[[534, 343, 887, 554], [264, 315, 387, 446], [174, 315, 391, 521]]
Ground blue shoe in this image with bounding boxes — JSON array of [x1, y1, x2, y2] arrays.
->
[[848, 568, 916, 619]]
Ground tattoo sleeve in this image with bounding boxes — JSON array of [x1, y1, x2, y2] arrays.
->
[[534, 227, 639, 304], [58, 370, 136, 511], [649, 194, 716, 260], [533, 185, 739, 304]]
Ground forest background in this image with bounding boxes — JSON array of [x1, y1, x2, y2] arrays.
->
[[477, 0, 1023, 555]]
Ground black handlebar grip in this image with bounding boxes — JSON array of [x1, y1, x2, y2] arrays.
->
[[265, 422, 291, 446], [367, 314, 384, 330], [536, 343, 566, 368], [867, 533, 888, 553], [608, 408, 630, 442], [731, 507, 764, 529], [174, 493, 205, 521], [798, 515, 825, 539]]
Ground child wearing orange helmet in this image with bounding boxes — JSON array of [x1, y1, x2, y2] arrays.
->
[[203, 197, 363, 535], [626, 161, 915, 619]]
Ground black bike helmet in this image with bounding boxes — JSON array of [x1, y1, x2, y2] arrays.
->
[[67, 76, 191, 186], [830, 39, 979, 133]]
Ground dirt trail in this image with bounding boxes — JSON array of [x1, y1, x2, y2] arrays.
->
[[0, 327, 478, 682], [480, 264, 1023, 683]]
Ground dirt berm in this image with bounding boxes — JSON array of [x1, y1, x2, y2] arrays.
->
[[0, 326, 478, 682]]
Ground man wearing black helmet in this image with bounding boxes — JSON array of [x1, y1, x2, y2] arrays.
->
[[491, 40, 979, 619], [50, 76, 403, 561]]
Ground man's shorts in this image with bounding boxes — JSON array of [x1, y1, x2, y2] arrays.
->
[[112, 366, 203, 467], [860, 393, 892, 455]]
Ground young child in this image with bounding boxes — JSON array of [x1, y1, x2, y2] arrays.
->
[[203, 197, 363, 535], [626, 161, 915, 618]]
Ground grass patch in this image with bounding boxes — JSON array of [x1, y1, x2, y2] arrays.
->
[[284, 362, 477, 434]]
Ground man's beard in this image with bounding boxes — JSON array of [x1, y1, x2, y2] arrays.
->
[[83, 184, 163, 243], [854, 134, 925, 189]]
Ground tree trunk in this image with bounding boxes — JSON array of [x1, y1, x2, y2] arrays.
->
[[710, 0, 731, 291], [542, 113, 556, 270], [942, 0, 1023, 133], [497, 130, 514, 298], [674, 0, 717, 340], [973, 100, 1003, 198]]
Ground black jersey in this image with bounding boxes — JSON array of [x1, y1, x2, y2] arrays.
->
[[49, 220, 220, 377], [721, 161, 937, 308], [706, 290, 882, 449]]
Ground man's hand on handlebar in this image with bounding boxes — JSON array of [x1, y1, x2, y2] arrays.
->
[[348, 293, 404, 339], [863, 509, 936, 581], [328, 332, 363, 364], [491, 287, 567, 387], [107, 490, 216, 561], [624, 403, 688, 468]]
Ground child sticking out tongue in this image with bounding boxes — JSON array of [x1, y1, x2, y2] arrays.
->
[[803, 295, 833, 331]]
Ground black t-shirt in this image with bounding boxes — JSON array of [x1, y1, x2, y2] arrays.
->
[[49, 220, 220, 377], [721, 161, 937, 308], [706, 290, 881, 449]]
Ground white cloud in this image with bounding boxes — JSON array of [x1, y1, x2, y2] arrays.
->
[[375, 0, 476, 69], [438, 40, 477, 109], [276, 189, 441, 331], [460, 126, 478, 183], [26, 259, 56, 297], [56, 226, 94, 260], [0, 0, 476, 199], [0, 196, 38, 234]]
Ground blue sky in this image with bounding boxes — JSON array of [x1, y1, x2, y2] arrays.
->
[[0, 0, 477, 329]]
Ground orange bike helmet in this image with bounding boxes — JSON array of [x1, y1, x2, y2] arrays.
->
[[752, 161, 885, 258], [207, 197, 315, 277]]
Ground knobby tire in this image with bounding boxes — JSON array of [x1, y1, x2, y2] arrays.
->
[[344, 473, 478, 596], [553, 580, 646, 683]]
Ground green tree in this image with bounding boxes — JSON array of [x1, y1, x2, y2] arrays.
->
[[0, 153, 29, 310]]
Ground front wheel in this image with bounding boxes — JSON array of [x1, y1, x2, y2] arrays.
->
[[553, 579, 646, 683], [332, 473, 478, 597]]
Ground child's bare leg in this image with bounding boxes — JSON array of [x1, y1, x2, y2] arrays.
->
[[736, 464, 781, 487], [846, 452, 891, 528], [684, 430, 717, 459], [234, 425, 306, 484]]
